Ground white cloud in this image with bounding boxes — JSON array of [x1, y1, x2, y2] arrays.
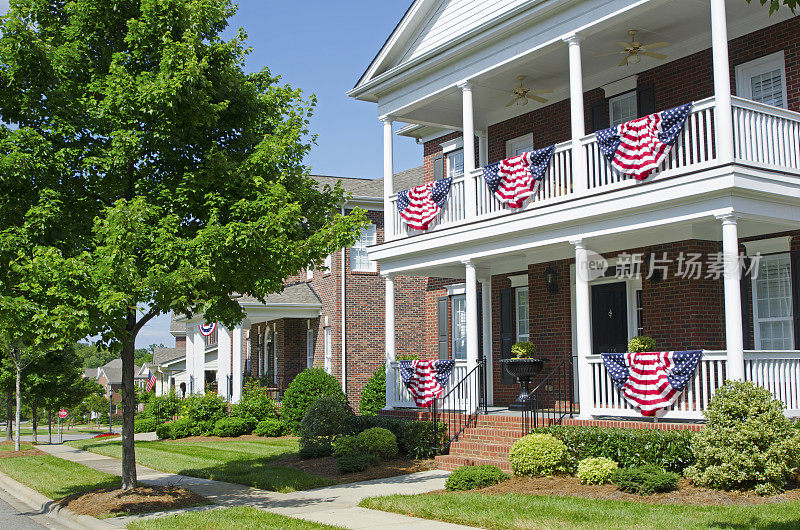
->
[[0, 1, 9, 15], [136, 312, 174, 349]]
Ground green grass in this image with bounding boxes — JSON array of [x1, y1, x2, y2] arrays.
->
[[66, 437, 334, 492], [360, 492, 800, 529], [128, 506, 344, 529], [0, 443, 33, 452], [0, 454, 119, 499]]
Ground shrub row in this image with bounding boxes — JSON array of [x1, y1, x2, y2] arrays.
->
[[133, 416, 161, 434], [445, 464, 508, 491]]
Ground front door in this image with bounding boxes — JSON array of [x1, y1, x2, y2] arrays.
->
[[592, 282, 629, 353]]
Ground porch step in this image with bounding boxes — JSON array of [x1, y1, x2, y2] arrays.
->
[[436, 454, 511, 472]]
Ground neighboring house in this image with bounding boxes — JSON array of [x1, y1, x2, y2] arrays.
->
[[349, 0, 800, 431], [177, 172, 431, 407], [96, 359, 142, 415]]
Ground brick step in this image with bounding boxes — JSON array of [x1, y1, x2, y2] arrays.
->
[[448, 447, 512, 459], [455, 427, 528, 440], [449, 439, 514, 453], [435, 454, 511, 472]]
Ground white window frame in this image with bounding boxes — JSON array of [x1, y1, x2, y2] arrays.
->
[[735, 51, 788, 109], [608, 91, 638, 127], [752, 253, 794, 350], [515, 287, 530, 342], [306, 329, 315, 368], [323, 254, 332, 272], [307, 267, 313, 280], [350, 224, 377, 272], [451, 294, 467, 360], [323, 327, 332, 374], [506, 133, 534, 158], [446, 149, 464, 180]]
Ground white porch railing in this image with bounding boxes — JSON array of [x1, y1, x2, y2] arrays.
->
[[385, 96, 800, 240], [587, 350, 800, 420], [387, 359, 468, 409]]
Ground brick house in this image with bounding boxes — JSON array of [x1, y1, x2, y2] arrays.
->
[[93, 359, 143, 415], [176, 172, 432, 407], [348, 0, 800, 446]]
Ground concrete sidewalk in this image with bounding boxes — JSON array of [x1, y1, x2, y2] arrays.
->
[[38, 444, 478, 529]]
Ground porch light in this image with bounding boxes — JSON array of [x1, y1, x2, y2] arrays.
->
[[628, 53, 641, 65], [544, 266, 558, 293]]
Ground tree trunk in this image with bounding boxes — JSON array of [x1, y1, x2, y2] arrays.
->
[[48, 409, 53, 444], [121, 311, 137, 490], [14, 364, 21, 452], [31, 399, 37, 443], [5, 394, 11, 442]]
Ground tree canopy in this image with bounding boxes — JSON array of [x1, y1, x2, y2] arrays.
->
[[746, 0, 797, 14]]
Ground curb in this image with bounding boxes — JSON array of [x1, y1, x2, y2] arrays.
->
[[0, 469, 116, 530]]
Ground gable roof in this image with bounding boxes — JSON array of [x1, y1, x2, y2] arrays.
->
[[153, 347, 184, 366], [237, 282, 323, 307], [393, 166, 425, 193], [98, 358, 140, 385], [311, 175, 383, 198]]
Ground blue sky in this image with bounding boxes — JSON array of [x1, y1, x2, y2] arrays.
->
[[0, 1, 418, 347]]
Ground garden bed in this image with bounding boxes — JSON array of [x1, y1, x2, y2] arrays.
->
[[271, 454, 436, 484], [59, 485, 209, 518]]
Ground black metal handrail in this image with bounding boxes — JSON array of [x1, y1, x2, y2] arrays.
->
[[432, 358, 487, 453], [522, 358, 574, 434]]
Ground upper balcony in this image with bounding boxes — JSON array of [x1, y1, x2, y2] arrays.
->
[[386, 96, 800, 241]]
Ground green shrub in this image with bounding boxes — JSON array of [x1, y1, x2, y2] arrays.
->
[[134, 417, 160, 434], [509, 434, 568, 476], [142, 391, 182, 421], [299, 436, 334, 459], [628, 336, 656, 353], [254, 418, 285, 437], [511, 341, 537, 358], [531, 425, 694, 473], [577, 457, 618, 485], [684, 381, 800, 494], [350, 415, 445, 459], [213, 417, 255, 437], [612, 464, 679, 495], [190, 420, 216, 437], [282, 369, 345, 431], [333, 435, 361, 457], [299, 395, 354, 440], [155, 422, 172, 440], [231, 380, 279, 424], [356, 427, 398, 460], [181, 393, 228, 426], [157, 417, 194, 440], [359, 369, 386, 416], [445, 464, 509, 491], [337, 453, 380, 474]]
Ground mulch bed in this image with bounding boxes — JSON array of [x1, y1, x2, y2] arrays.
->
[[454, 475, 800, 506], [59, 486, 209, 517], [0, 440, 46, 459], [271, 454, 437, 484]]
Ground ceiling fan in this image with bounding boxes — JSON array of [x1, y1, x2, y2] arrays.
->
[[506, 76, 553, 107], [596, 30, 669, 67]]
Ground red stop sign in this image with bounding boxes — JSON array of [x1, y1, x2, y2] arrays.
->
[[58, 409, 67, 419]]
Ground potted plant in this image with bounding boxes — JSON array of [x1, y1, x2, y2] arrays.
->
[[627, 336, 655, 353], [500, 342, 548, 411]]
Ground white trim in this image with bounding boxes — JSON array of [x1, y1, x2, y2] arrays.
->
[[735, 51, 788, 109], [752, 253, 794, 350], [306, 329, 315, 368], [323, 326, 332, 374], [601, 75, 637, 98], [440, 137, 463, 153], [446, 282, 466, 296], [505, 133, 533, 158], [743, 236, 791, 256], [508, 274, 528, 288], [515, 287, 530, 343], [451, 293, 467, 360], [608, 90, 637, 127]]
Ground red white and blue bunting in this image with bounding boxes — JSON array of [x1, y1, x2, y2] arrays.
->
[[199, 322, 217, 336], [481, 145, 555, 208], [397, 177, 453, 230], [596, 103, 692, 180], [398, 359, 456, 407]]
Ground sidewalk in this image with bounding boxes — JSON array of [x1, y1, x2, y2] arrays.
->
[[37, 444, 478, 529]]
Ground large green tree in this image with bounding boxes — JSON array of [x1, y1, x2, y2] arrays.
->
[[0, 0, 364, 488], [746, 0, 797, 14]]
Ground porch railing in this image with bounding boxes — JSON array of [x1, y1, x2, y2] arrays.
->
[[587, 350, 800, 419], [385, 96, 800, 240], [522, 358, 574, 433], [386, 359, 468, 408], [433, 358, 487, 452]]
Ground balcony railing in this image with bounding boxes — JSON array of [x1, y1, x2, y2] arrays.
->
[[387, 96, 800, 240], [387, 359, 468, 409]]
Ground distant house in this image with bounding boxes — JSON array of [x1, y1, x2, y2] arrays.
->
[[96, 358, 142, 415]]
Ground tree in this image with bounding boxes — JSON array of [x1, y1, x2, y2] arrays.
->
[[0, 0, 365, 489], [746, 0, 797, 14], [0, 326, 40, 451]]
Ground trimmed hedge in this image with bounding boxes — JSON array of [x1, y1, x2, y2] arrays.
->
[[255, 418, 285, 437], [338, 453, 379, 474], [134, 416, 160, 434], [577, 457, 618, 485], [509, 434, 569, 476], [445, 464, 508, 491], [282, 369, 345, 431], [531, 425, 695, 473], [351, 415, 446, 459], [156, 417, 193, 440], [356, 427, 398, 460], [612, 464, 679, 495], [358, 369, 386, 416], [231, 380, 279, 424], [213, 417, 256, 437]]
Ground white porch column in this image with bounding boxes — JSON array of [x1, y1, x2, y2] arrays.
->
[[710, 0, 734, 164], [464, 260, 480, 411], [571, 239, 593, 419], [191, 325, 205, 395], [231, 324, 243, 402], [459, 81, 478, 219], [217, 325, 232, 401], [564, 34, 588, 196], [383, 273, 396, 408], [478, 131, 488, 167], [184, 324, 194, 395], [717, 213, 745, 380], [382, 116, 395, 240], [480, 276, 493, 406]]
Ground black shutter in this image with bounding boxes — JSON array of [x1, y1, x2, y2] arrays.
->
[[433, 155, 444, 181], [791, 251, 800, 349], [437, 296, 449, 360], [590, 99, 607, 132], [637, 84, 655, 117], [500, 288, 514, 384], [740, 256, 753, 350]]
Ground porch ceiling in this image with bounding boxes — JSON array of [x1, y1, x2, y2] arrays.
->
[[394, 0, 793, 133]]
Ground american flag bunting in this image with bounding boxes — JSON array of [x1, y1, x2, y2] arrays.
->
[[397, 177, 453, 230], [398, 359, 456, 407], [482, 145, 555, 208], [146, 370, 156, 392]]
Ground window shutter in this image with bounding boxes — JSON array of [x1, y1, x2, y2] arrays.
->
[[433, 154, 444, 181], [740, 256, 753, 350], [790, 250, 800, 349], [590, 100, 608, 132], [437, 297, 449, 359], [500, 288, 514, 384], [637, 84, 655, 117]]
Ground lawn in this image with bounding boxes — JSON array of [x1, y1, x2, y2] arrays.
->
[[0, 442, 33, 452], [360, 492, 800, 529], [0, 454, 119, 499], [128, 506, 344, 530], [67, 437, 334, 492]]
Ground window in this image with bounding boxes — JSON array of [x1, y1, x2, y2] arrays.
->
[[609, 91, 637, 127], [324, 254, 332, 272], [752, 254, 794, 350], [307, 267, 313, 280], [451, 294, 467, 360], [306, 329, 315, 368], [516, 287, 530, 342], [324, 327, 332, 374], [350, 224, 377, 272], [736, 52, 787, 109], [506, 134, 534, 158], [446, 150, 464, 179]]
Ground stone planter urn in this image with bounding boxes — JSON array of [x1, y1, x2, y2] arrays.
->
[[500, 358, 548, 411]]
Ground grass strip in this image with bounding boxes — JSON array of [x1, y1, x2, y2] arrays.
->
[[128, 506, 344, 529], [0, 454, 119, 500]]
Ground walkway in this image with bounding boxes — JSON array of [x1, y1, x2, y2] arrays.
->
[[37, 444, 477, 529]]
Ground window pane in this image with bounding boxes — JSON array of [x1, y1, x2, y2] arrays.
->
[[610, 93, 637, 126], [751, 69, 783, 108], [350, 224, 376, 271], [753, 254, 793, 350], [516, 288, 529, 341], [447, 151, 464, 179], [452, 295, 467, 360]]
